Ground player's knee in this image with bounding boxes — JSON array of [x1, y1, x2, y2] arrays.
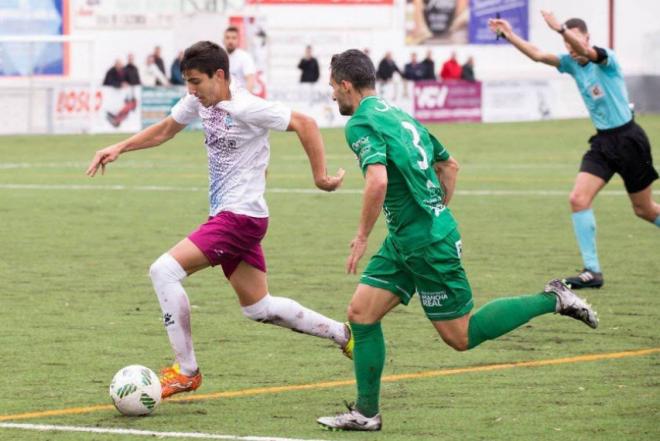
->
[[149, 260, 163, 282], [631, 202, 654, 221], [444, 336, 469, 352], [149, 253, 185, 284], [450, 340, 470, 352], [346, 303, 360, 322], [569, 191, 590, 211], [241, 294, 272, 322], [347, 302, 373, 324], [437, 331, 469, 351]]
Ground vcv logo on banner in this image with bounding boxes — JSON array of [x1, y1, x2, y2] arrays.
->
[[413, 81, 482, 123]]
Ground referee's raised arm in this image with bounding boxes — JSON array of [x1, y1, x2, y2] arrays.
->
[[488, 16, 560, 67]]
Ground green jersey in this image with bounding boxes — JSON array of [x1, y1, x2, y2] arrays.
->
[[345, 95, 457, 253]]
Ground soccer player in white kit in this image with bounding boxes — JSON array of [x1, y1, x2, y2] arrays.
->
[[86, 41, 352, 399], [223, 26, 257, 93]]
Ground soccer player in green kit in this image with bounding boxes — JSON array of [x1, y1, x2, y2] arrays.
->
[[316, 49, 599, 432]]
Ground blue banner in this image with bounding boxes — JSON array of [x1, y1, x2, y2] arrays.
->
[[0, 0, 66, 76], [468, 0, 528, 45]]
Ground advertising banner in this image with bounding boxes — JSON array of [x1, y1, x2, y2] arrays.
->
[[413, 81, 481, 123], [141, 86, 202, 130], [52, 85, 141, 133], [405, 0, 470, 45], [142, 86, 185, 127], [481, 79, 553, 123], [248, 0, 393, 4], [405, 0, 527, 45], [269, 83, 347, 128], [70, 0, 178, 30], [468, 0, 528, 44], [0, 0, 67, 76]]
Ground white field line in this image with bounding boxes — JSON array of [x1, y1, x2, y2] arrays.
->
[[0, 422, 334, 441], [0, 161, 576, 169], [0, 183, 627, 196]]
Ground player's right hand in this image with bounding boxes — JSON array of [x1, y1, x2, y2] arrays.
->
[[346, 234, 368, 275], [86, 145, 121, 177], [315, 168, 346, 192], [488, 18, 512, 37]]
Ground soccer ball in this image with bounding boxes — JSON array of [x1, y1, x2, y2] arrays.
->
[[109, 365, 161, 416]]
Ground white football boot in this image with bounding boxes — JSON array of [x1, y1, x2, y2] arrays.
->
[[545, 279, 599, 329], [317, 403, 382, 431]]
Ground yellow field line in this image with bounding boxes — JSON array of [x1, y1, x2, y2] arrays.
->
[[2, 347, 657, 422]]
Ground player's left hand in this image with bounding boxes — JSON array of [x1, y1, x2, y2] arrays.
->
[[315, 168, 346, 192], [86, 145, 121, 177], [346, 235, 368, 274], [541, 10, 562, 32]]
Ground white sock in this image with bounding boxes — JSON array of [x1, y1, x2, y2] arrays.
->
[[150, 253, 198, 375], [241, 294, 348, 347]]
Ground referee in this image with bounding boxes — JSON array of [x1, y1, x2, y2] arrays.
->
[[489, 10, 659, 289]]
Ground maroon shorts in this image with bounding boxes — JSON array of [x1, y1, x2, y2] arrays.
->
[[188, 211, 268, 279]]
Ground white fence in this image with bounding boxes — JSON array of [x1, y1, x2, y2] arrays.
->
[[0, 76, 590, 134]]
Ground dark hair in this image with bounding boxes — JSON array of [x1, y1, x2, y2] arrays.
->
[[565, 18, 588, 33], [330, 49, 376, 91], [225, 26, 239, 34], [180, 41, 229, 79]]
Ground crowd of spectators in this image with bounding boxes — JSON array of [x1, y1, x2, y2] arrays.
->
[[103, 46, 189, 88], [380, 50, 476, 83], [104, 41, 477, 99]]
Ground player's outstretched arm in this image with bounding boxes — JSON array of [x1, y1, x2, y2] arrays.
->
[[488, 17, 559, 67], [347, 164, 387, 274], [434, 156, 459, 206], [287, 111, 345, 191], [541, 10, 600, 62], [86, 116, 186, 177]]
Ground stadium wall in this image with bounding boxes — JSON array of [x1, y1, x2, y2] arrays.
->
[[1, 0, 658, 133]]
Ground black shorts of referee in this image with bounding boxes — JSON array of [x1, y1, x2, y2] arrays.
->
[[580, 119, 659, 193]]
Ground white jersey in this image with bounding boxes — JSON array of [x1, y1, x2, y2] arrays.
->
[[228, 48, 256, 89], [170, 86, 291, 217]]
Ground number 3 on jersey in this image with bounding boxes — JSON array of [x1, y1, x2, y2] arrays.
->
[[401, 121, 429, 170]]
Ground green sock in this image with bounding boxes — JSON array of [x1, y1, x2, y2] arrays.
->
[[351, 321, 385, 418], [467, 292, 556, 349]]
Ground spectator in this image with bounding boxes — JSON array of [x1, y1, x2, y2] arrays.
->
[[461, 56, 476, 82], [403, 53, 426, 81], [297, 45, 320, 83], [123, 53, 141, 86], [170, 51, 184, 85], [143, 54, 169, 87], [223, 26, 257, 93], [376, 51, 402, 100], [103, 59, 126, 88], [440, 51, 462, 80], [376, 51, 401, 83], [421, 49, 436, 80], [153, 46, 166, 78]]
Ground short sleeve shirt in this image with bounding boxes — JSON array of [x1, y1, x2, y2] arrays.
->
[[171, 86, 291, 217], [557, 49, 632, 129], [345, 96, 456, 253], [228, 49, 257, 89]]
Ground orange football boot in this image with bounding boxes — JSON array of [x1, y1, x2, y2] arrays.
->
[[159, 363, 202, 399]]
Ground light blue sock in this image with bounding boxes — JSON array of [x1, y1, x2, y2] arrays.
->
[[655, 215, 660, 227], [572, 209, 601, 273]]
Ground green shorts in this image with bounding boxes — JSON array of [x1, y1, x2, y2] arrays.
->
[[360, 229, 474, 321]]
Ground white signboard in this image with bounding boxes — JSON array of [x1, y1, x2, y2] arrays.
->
[[52, 85, 142, 134], [481, 80, 556, 123], [71, 0, 178, 30]]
